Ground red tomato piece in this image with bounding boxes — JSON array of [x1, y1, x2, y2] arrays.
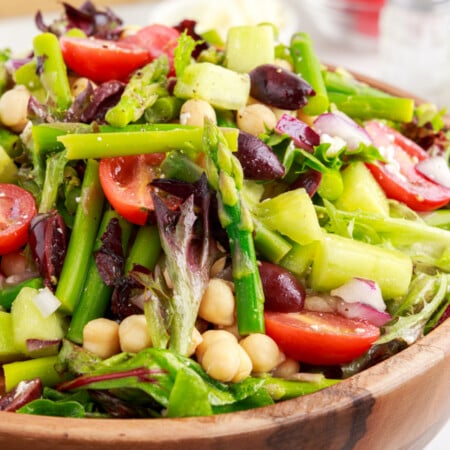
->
[[121, 24, 180, 75], [264, 310, 380, 365], [60, 36, 151, 83], [365, 120, 450, 211], [99, 154, 167, 225], [0, 184, 37, 255]]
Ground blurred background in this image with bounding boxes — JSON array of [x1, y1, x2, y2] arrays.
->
[[1, 0, 450, 107]]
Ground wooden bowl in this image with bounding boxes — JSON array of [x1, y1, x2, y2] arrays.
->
[[1, 75, 449, 450]]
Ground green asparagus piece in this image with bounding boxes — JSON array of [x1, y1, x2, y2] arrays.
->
[[66, 210, 133, 344], [144, 96, 183, 123], [33, 33, 72, 114], [0, 277, 44, 311], [324, 69, 392, 97], [105, 55, 169, 127], [290, 32, 329, 115], [328, 92, 414, 122], [3, 355, 63, 392], [55, 159, 105, 314], [203, 120, 265, 334], [253, 219, 292, 264], [160, 150, 204, 182], [58, 126, 239, 159], [124, 225, 161, 274], [38, 150, 68, 213], [14, 59, 45, 102]]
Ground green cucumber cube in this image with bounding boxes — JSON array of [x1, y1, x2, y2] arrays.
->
[[174, 62, 250, 110], [255, 188, 323, 245], [0, 311, 22, 363], [334, 161, 389, 216], [310, 233, 413, 299], [224, 25, 275, 73], [11, 287, 66, 357]]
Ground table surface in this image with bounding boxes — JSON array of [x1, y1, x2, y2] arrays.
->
[[0, 1, 449, 448]]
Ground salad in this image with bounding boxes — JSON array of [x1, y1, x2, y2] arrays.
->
[[0, 1, 449, 418]]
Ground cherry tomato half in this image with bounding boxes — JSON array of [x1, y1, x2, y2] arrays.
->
[[264, 310, 380, 365], [365, 120, 450, 211], [99, 154, 167, 225], [60, 36, 151, 83], [121, 24, 180, 75], [0, 184, 37, 255]]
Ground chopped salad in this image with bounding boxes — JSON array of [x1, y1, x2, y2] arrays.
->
[[0, 1, 449, 418]]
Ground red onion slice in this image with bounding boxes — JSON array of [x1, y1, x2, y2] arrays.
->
[[336, 300, 392, 327], [416, 156, 450, 189], [313, 112, 372, 151], [330, 277, 386, 312], [275, 113, 320, 152]]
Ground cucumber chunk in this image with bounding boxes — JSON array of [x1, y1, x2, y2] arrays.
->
[[11, 287, 66, 357], [310, 233, 413, 299], [174, 62, 250, 110], [0, 311, 22, 363], [255, 188, 323, 245], [334, 161, 389, 216], [224, 25, 275, 73]]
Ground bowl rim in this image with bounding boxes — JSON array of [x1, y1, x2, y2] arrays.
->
[[1, 71, 450, 445]]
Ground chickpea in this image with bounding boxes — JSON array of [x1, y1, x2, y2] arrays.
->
[[272, 357, 300, 378], [236, 103, 277, 137], [240, 333, 285, 373], [0, 85, 31, 133], [201, 339, 241, 382], [83, 318, 120, 359], [198, 278, 235, 326], [118, 314, 152, 353], [195, 329, 237, 363], [187, 327, 203, 357], [231, 344, 253, 382], [179, 99, 217, 126], [217, 321, 241, 340], [274, 58, 293, 72], [70, 77, 93, 97]]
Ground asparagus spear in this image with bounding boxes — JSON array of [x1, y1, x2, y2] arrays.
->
[[55, 159, 105, 314], [66, 210, 132, 344], [328, 92, 414, 123], [290, 32, 329, 115], [105, 55, 169, 127], [203, 120, 265, 334], [33, 33, 72, 115]]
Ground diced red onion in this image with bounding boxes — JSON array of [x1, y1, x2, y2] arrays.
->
[[313, 112, 372, 151], [336, 300, 392, 327], [26, 338, 61, 355], [330, 277, 386, 311], [416, 156, 450, 189], [32, 287, 61, 318]]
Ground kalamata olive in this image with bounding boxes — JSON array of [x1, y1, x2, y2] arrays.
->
[[237, 131, 285, 180], [249, 64, 315, 110], [258, 261, 305, 312], [291, 168, 322, 197]]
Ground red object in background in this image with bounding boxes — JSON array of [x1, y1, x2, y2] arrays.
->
[[349, 0, 386, 36]]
